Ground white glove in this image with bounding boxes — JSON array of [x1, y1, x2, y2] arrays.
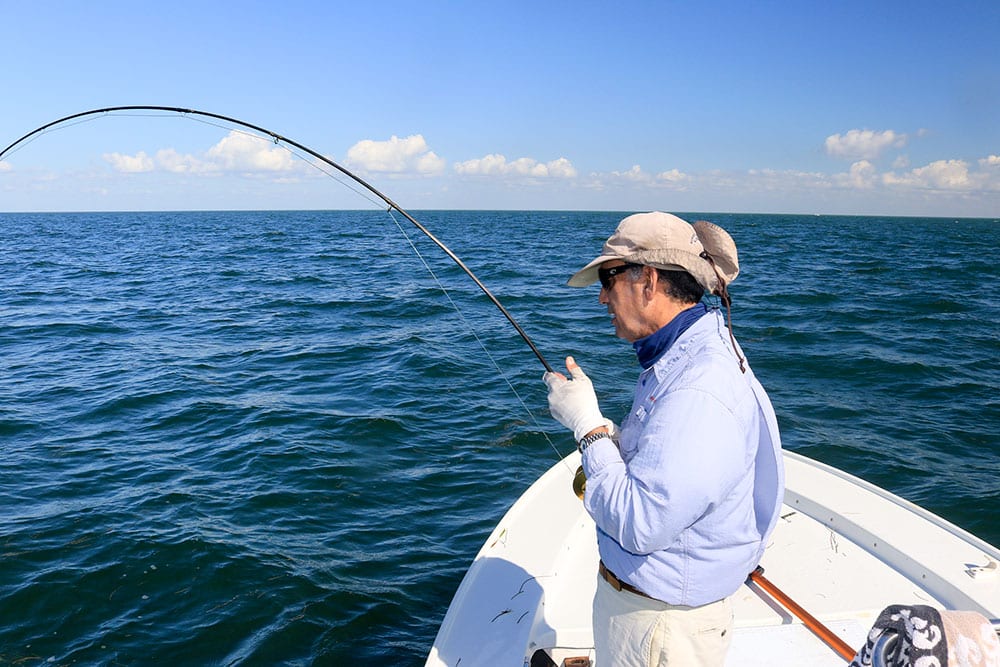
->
[[602, 417, 620, 445], [543, 356, 606, 441]]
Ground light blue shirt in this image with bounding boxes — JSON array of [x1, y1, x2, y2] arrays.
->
[[583, 308, 784, 606]]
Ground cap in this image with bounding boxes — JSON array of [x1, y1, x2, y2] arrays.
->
[[567, 211, 739, 296]]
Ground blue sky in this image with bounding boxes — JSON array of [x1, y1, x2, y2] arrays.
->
[[1, 0, 998, 216]]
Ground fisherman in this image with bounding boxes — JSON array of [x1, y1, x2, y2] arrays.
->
[[544, 211, 784, 666]]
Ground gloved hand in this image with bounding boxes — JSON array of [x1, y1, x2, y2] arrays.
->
[[602, 417, 620, 444], [543, 356, 606, 441]]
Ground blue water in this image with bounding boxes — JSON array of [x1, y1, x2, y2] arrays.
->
[[1, 210, 998, 665]]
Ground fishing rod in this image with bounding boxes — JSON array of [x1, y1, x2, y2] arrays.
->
[[1, 105, 555, 374]]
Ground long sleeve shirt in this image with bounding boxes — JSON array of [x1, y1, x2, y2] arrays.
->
[[582, 308, 784, 606]]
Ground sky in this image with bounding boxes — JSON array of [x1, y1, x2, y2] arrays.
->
[[1, 0, 998, 217]]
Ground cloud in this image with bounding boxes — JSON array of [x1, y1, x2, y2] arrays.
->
[[540, 157, 577, 178], [103, 131, 298, 175], [595, 165, 690, 189], [346, 134, 445, 175], [847, 160, 878, 189], [825, 129, 907, 160], [454, 154, 577, 179], [582, 153, 999, 202], [614, 165, 650, 182], [153, 148, 213, 174], [655, 168, 689, 185], [453, 153, 504, 175], [910, 160, 975, 189], [206, 132, 296, 171], [0, 161, 12, 172], [882, 159, 978, 190], [104, 150, 155, 173]]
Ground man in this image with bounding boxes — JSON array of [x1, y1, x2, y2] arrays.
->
[[544, 211, 784, 666]]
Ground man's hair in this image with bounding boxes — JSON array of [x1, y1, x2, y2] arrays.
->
[[625, 266, 705, 303], [658, 269, 705, 303]]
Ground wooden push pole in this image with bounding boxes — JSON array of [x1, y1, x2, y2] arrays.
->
[[747, 566, 857, 662]]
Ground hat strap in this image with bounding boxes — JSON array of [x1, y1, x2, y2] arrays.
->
[[701, 251, 746, 373]]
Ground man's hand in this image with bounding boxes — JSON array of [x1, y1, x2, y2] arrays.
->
[[543, 356, 607, 441]]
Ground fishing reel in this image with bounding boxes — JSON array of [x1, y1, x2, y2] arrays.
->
[[573, 465, 587, 500]]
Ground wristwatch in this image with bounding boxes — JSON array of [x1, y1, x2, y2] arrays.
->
[[578, 430, 607, 453]]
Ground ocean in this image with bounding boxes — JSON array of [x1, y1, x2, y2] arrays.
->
[[1, 210, 997, 665]]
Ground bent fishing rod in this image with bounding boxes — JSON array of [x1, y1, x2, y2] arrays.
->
[[1, 105, 555, 374]]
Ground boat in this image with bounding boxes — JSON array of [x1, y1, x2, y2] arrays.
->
[[426, 449, 1000, 666]]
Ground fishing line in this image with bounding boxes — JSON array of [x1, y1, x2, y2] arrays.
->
[[253, 137, 567, 462], [0, 114, 115, 161], [284, 151, 569, 465], [170, 113, 388, 209], [156, 111, 566, 462], [1, 105, 570, 464], [2, 106, 553, 370], [382, 208, 569, 465]]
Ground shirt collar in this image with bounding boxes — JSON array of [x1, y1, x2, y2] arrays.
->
[[633, 303, 709, 369]]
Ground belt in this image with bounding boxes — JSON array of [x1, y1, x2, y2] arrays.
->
[[599, 560, 653, 600]]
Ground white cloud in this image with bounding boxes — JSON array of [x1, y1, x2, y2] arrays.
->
[[346, 134, 445, 175], [655, 168, 689, 184], [507, 157, 549, 177], [733, 168, 828, 193], [153, 148, 212, 174], [883, 159, 977, 190], [454, 153, 577, 179], [609, 165, 650, 182], [0, 161, 12, 172], [913, 160, 975, 189], [596, 165, 690, 188], [847, 160, 878, 188], [102, 131, 298, 175], [825, 129, 907, 160], [541, 157, 577, 178], [453, 153, 505, 176], [104, 150, 155, 173], [28, 122, 999, 215], [206, 132, 296, 171]]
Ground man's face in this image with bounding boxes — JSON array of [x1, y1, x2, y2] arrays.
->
[[598, 261, 649, 342]]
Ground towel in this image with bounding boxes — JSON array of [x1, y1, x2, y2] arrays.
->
[[940, 610, 1000, 667], [851, 605, 1000, 667], [850, 605, 947, 667]]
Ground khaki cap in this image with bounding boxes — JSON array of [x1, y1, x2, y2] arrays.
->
[[567, 211, 739, 296]]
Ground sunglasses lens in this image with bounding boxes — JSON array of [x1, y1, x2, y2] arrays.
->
[[599, 263, 641, 290]]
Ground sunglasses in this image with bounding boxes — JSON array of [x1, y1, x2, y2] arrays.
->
[[598, 263, 643, 290]]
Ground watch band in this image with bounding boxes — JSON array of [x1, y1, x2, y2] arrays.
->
[[578, 430, 608, 453]]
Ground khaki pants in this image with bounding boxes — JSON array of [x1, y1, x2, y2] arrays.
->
[[593, 574, 734, 667]]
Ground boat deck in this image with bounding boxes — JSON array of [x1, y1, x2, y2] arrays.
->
[[427, 451, 1000, 666]]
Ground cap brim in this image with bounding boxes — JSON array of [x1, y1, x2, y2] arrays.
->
[[567, 254, 621, 287]]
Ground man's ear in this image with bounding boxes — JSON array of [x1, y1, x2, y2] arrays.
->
[[642, 266, 658, 296]]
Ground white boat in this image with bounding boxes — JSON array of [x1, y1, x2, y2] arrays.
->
[[426, 450, 1000, 666]]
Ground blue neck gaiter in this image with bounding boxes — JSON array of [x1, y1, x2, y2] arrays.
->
[[633, 303, 709, 369]]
